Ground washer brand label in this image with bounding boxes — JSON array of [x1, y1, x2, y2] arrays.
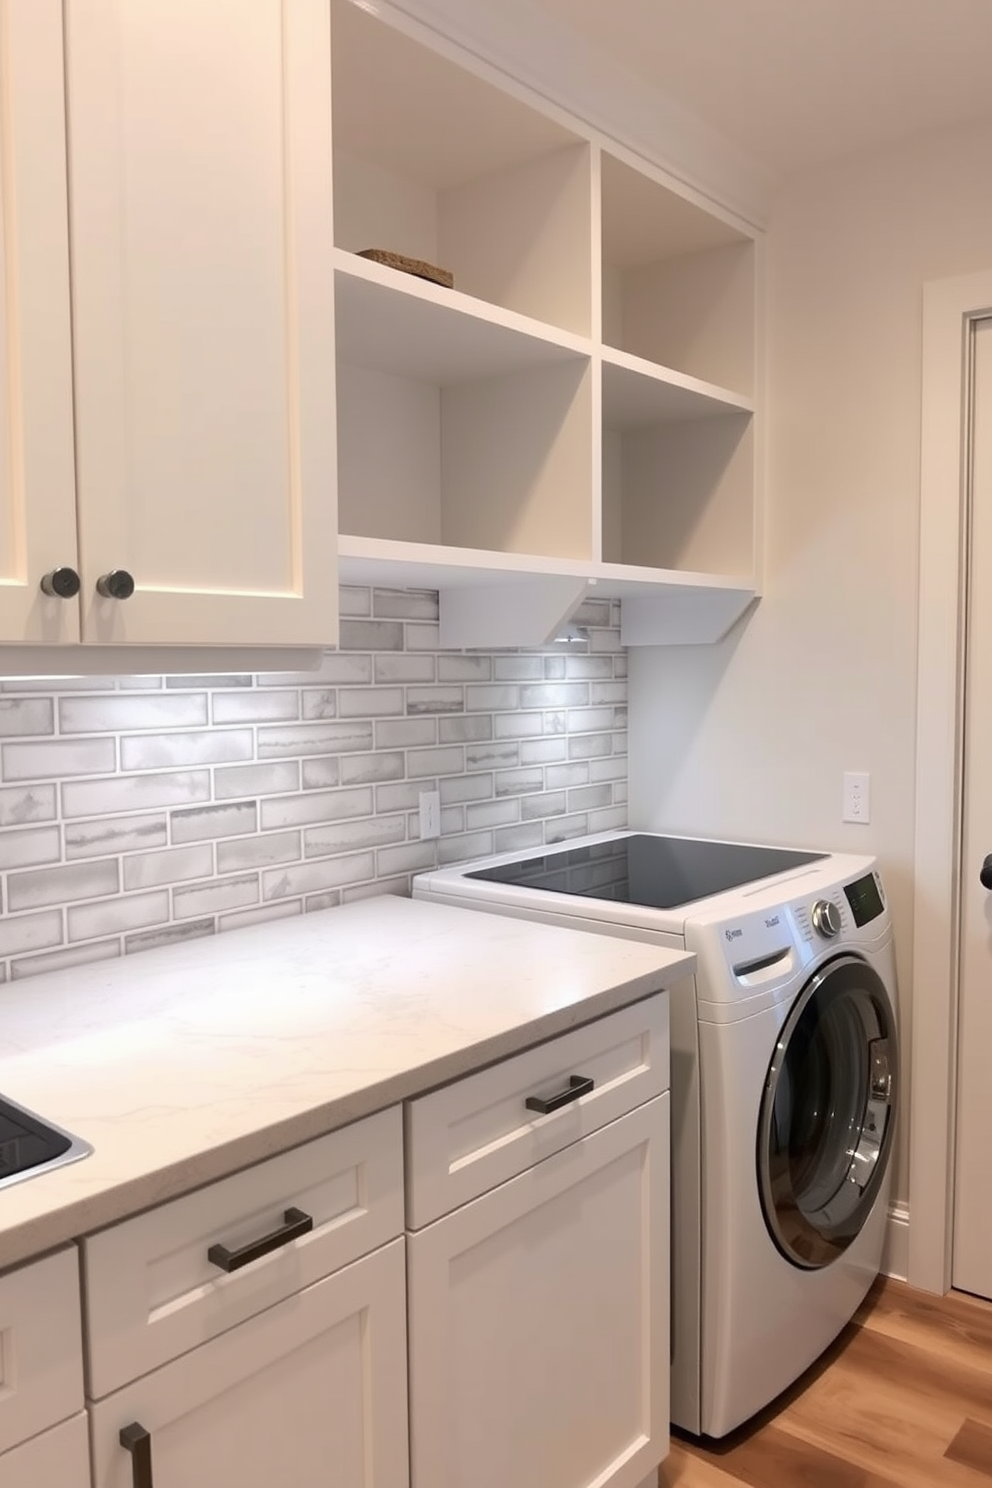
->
[[765, 914, 780, 928], [724, 926, 744, 942]]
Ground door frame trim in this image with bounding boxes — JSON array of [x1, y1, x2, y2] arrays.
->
[[910, 270, 992, 1291]]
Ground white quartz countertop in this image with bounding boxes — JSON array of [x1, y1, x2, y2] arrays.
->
[[0, 894, 693, 1268]]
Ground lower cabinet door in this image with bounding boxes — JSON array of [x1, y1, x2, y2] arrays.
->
[[90, 1238, 408, 1488], [408, 1094, 670, 1488], [0, 1413, 90, 1488]]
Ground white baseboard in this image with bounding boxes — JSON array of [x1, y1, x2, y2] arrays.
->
[[880, 1201, 910, 1281]]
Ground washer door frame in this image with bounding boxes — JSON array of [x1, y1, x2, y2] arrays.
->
[[757, 953, 898, 1270]]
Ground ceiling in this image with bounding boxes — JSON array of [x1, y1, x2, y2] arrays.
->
[[528, 0, 992, 183]]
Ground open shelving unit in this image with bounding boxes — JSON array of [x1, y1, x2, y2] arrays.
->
[[329, 0, 761, 647]]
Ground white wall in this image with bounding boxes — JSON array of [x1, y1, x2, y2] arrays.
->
[[629, 117, 992, 1207]]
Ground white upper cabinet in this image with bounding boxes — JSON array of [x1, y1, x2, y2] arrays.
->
[[0, 1, 79, 644], [62, 0, 338, 648]]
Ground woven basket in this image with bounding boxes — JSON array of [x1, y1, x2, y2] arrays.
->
[[357, 248, 454, 290]]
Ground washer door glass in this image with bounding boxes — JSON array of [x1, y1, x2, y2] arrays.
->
[[758, 954, 897, 1269]]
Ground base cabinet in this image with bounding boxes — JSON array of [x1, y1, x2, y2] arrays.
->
[[0, 1413, 90, 1488], [89, 1239, 408, 1488], [408, 1094, 670, 1488]]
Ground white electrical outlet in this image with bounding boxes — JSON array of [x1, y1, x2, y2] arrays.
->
[[842, 771, 871, 824], [419, 789, 441, 840]]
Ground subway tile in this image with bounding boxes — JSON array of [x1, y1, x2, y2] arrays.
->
[[219, 900, 302, 932], [174, 874, 259, 919], [614, 782, 628, 805], [0, 783, 57, 826], [0, 910, 63, 957], [65, 814, 168, 860], [495, 767, 544, 799], [339, 752, 405, 786], [339, 585, 372, 617], [405, 623, 441, 652], [217, 831, 301, 874], [588, 756, 627, 783], [338, 619, 403, 651], [12, 940, 119, 980], [437, 832, 493, 865], [215, 761, 301, 800], [272, 653, 370, 686], [407, 746, 464, 778], [301, 689, 338, 721], [59, 693, 208, 733], [543, 656, 566, 681], [545, 814, 594, 843], [117, 677, 164, 690], [171, 800, 258, 843], [589, 627, 623, 654], [493, 712, 546, 740], [263, 853, 375, 900], [438, 805, 464, 836], [300, 758, 341, 791], [465, 799, 520, 830], [573, 598, 612, 626], [343, 877, 409, 904], [0, 826, 61, 870], [374, 654, 435, 684], [338, 687, 404, 718], [260, 787, 373, 830], [62, 770, 210, 818], [439, 716, 492, 745], [4, 738, 116, 782], [546, 763, 590, 790], [438, 655, 491, 682], [465, 685, 519, 711], [564, 706, 617, 732], [613, 655, 628, 678], [375, 718, 436, 749], [0, 698, 54, 736], [124, 845, 214, 890], [8, 859, 119, 912], [68, 891, 170, 943], [166, 674, 251, 689], [521, 791, 567, 820], [120, 728, 253, 771], [304, 890, 341, 913], [520, 739, 568, 766], [375, 841, 436, 876], [465, 742, 518, 771], [493, 656, 543, 681], [375, 781, 423, 813], [125, 919, 215, 955], [439, 774, 493, 806], [493, 823, 545, 854], [304, 815, 406, 857], [587, 806, 628, 834], [1, 676, 105, 693], [567, 734, 615, 760], [372, 588, 439, 620], [564, 656, 615, 680], [567, 784, 612, 812], [405, 687, 463, 716], [212, 690, 300, 723], [257, 721, 373, 758], [520, 683, 589, 709]]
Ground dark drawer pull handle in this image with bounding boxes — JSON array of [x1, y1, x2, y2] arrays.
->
[[120, 1421, 153, 1488], [207, 1206, 313, 1273], [525, 1074, 594, 1115]]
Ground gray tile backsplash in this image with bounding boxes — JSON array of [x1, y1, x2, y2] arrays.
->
[[0, 588, 628, 980]]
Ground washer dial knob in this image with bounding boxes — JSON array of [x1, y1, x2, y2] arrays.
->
[[811, 898, 842, 938]]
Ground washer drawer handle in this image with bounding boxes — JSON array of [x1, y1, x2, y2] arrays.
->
[[525, 1074, 594, 1115], [207, 1206, 313, 1273]]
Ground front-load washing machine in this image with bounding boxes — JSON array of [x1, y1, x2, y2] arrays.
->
[[413, 830, 899, 1438]]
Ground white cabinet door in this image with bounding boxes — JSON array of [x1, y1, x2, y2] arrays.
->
[[0, 1414, 91, 1488], [408, 1094, 669, 1488], [90, 1238, 408, 1488], [0, 0, 79, 643], [64, 0, 338, 648]]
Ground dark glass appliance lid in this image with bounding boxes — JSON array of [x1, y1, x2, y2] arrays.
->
[[466, 833, 826, 910]]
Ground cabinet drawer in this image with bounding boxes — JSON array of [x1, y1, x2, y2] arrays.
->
[[405, 994, 668, 1228], [84, 1105, 403, 1398], [0, 1248, 83, 1454], [0, 1413, 90, 1488]]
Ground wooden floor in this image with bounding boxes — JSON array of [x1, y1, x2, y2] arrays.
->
[[659, 1278, 992, 1487]]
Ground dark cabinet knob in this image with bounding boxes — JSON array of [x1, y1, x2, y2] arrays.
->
[[981, 855, 992, 891], [39, 567, 81, 599], [96, 569, 135, 600]]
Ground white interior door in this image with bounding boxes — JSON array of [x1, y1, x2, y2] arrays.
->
[[64, 0, 338, 648], [0, 0, 79, 643], [954, 313, 992, 1299]]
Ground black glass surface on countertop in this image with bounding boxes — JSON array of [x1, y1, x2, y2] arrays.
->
[[466, 833, 826, 910]]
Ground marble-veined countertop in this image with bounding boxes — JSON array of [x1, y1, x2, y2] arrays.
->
[[0, 894, 693, 1267]]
